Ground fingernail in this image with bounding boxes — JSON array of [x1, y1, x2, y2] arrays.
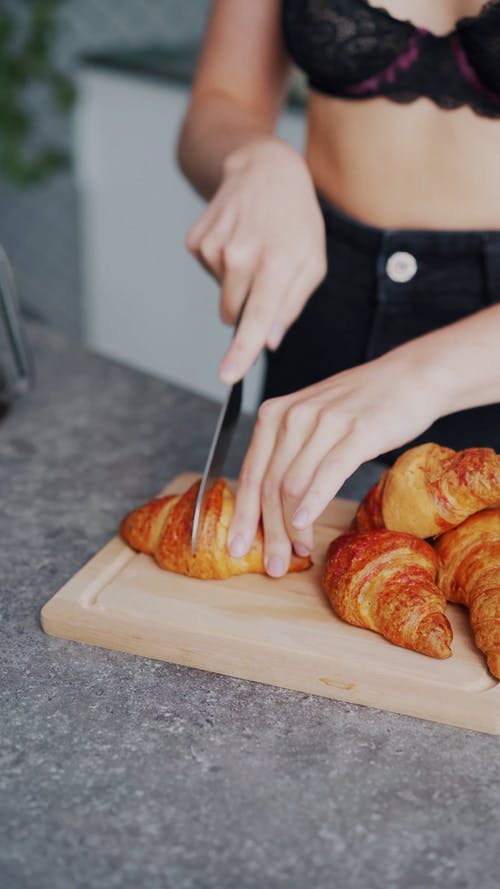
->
[[219, 359, 237, 383], [266, 555, 285, 577], [268, 323, 285, 350], [293, 542, 311, 558], [292, 507, 309, 529], [228, 533, 247, 558]]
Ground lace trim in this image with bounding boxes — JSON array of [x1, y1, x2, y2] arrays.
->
[[324, 88, 500, 118], [282, 0, 500, 118], [361, 0, 500, 37]]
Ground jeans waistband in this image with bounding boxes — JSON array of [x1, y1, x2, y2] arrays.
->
[[317, 191, 500, 259]]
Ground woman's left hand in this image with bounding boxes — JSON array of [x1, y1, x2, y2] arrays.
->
[[226, 347, 449, 576]]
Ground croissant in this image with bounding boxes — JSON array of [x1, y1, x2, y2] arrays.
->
[[435, 508, 500, 679], [351, 478, 384, 533], [322, 529, 453, 658], [353, 443, 500, 538], [120, 478, 312, 580]]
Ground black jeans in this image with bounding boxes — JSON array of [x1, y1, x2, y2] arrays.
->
[[262, 193, 500, 464]]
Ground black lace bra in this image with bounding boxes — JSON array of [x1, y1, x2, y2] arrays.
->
[[282, 0, 500, 117]]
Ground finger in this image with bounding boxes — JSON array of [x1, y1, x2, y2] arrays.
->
[[281, 408, 348, 544], [257, 398, 299, 574], [265, 257, 326, 351], [219, 242, 256, 326], [227, 397, 286, 558], [196, 213, 237, 281], [291, 429, 364, 529], [261, 474, 292, 578], [185, 204, 219, 253], [264, 260, 307, 351], [219, 258, 291, 384], [185, 172, 236, 252], [264, 399, 320, 557], [292, 530, 314, 559]]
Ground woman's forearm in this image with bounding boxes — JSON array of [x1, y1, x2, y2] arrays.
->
[[177, 92, 286, 200], [227, 302, 500, 573], [392, 303, 500, 416]]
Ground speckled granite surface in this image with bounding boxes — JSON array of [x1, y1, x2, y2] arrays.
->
[[1, 322, 499, 889]]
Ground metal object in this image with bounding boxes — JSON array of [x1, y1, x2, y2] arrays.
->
[[191, 305, 247, 554], [0, 246, 34, 408], [386, 251, 418, 284], [190, 377, 243, 554]]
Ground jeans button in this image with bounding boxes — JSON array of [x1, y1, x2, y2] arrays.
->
[[386, 251, 418, 283]]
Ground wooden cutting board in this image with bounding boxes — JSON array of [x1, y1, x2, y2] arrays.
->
[[41, 473, 500, 734]]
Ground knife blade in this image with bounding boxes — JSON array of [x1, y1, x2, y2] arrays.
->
[[190, 377, 243, 554]]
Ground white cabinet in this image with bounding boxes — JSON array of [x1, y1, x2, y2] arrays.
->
[[75, 67, 305, 412]]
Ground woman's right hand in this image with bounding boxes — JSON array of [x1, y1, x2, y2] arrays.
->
[[186, 137, 327, 384]]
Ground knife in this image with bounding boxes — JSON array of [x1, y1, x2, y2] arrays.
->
[[191, 313, 245, 554]]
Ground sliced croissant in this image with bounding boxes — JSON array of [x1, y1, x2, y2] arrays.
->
[[353, 443, 500, 538], [120, 478, 312, 580], [435, 508, 500, 679], [322, 529, 453, 658]]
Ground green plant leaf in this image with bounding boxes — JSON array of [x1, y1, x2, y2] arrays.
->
[[0, 142, 69, 186], [0, 0, 74, 187], [49, 70, 76, 111]]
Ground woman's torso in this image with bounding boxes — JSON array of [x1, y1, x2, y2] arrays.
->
[[283, 0, 500, 228]]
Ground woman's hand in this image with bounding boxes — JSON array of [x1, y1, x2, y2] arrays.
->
[[186, 137, 327, 383], [226, 347, 449, 576]]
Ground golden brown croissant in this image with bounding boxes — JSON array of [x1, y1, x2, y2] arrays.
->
[[322, 529, 453, 658], [120, 478, 312, 580], [435, 508, 500, 679], [353, 443, 500, 538], [351, 478, 384, 532]]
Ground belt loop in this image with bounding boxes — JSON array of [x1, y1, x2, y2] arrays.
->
[[481, 233, 500, 306]]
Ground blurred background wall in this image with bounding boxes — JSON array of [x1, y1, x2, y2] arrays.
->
[[0, 0, 211, 338], [0, 0, 305, 409]]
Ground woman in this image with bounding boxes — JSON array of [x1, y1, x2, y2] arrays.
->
[[177, 0, 500, 577]]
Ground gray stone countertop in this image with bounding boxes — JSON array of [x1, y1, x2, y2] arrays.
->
[[1, 322, 499, 889]]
